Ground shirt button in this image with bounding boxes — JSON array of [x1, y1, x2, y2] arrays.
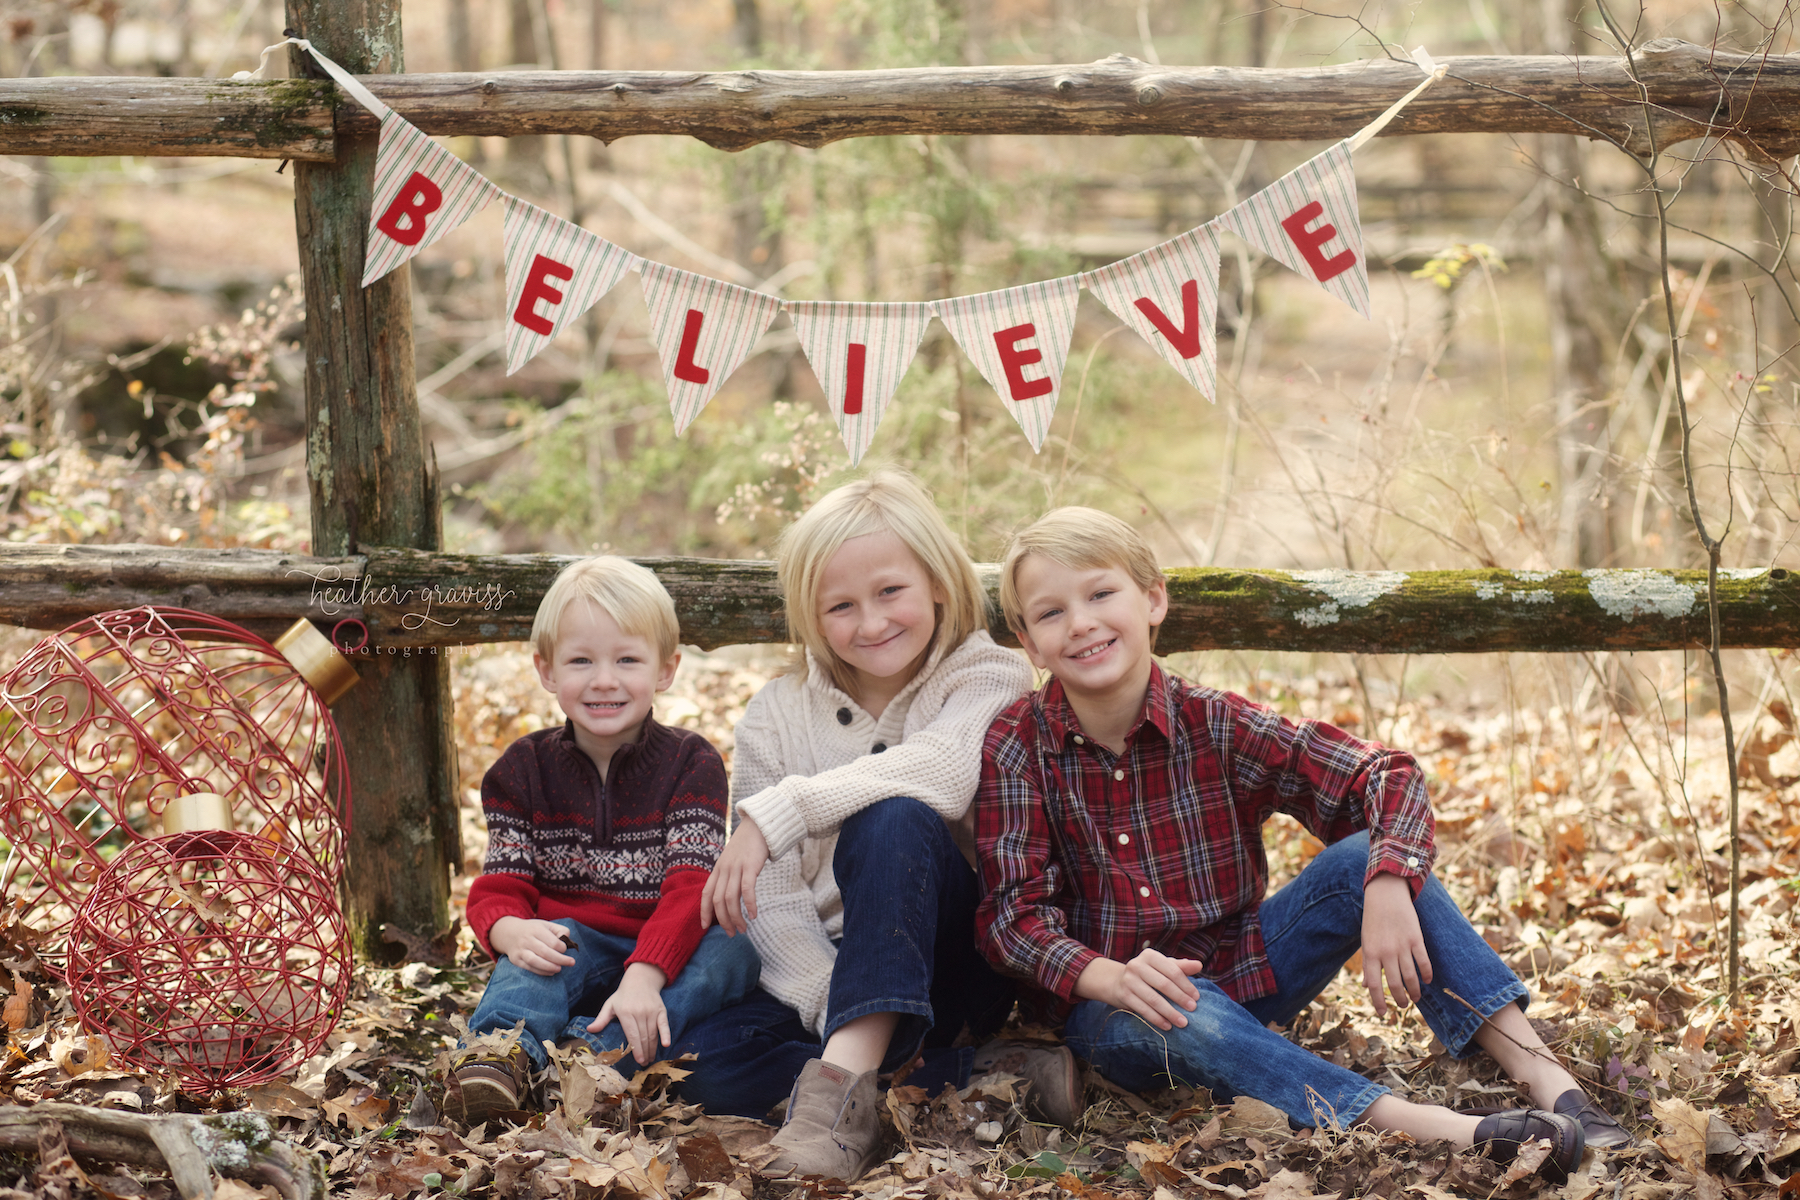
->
[[1073, 735, 1084, 745], [1138, 886, 1150, 898], [837, 707, 852, 726], [1113, 769, 1125, 781], [1142, 941, 1152, 950], [1118, 833, 1130, 846], [1407, 856, 1420, 870], [871, 742, 887, 753]]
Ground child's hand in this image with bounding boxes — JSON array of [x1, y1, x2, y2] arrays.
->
[[700, 817, 769, 936], [589, 963, 671, 1065], [489, 917, 578, 976], [1076, 949, 1205, 1031], [1362, 871, 1432, 1018]]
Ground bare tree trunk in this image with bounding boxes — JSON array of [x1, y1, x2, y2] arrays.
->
[[447, 0, 484, 162], [286, 0, 461, 963], [587, 0, 609, 168], [1540, 0, 1615, 567], [732, 0, 761, 57], [508, 0, 548, 185]]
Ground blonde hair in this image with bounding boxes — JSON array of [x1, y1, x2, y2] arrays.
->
[[532, 556, 681, 664], [777, 467, 987, 695], [999, 507, 1165, 636]]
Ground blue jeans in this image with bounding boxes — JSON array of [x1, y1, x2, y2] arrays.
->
[[1064, 831, 1528, 1129], [466, 922, 760, 1073], [674, 797, 1015, 1118]]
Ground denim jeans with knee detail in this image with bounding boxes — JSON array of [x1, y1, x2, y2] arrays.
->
[[1064, 831, 1528, 1128], [673, 796, 1014, 1118], [466, 923, 760, 1073]]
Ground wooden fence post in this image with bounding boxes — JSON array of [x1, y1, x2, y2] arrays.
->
[[286, 0, 460, 962]]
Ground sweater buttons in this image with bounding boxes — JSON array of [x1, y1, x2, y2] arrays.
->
[[837, 707, 852, 725], [871, 742, 888, 753]]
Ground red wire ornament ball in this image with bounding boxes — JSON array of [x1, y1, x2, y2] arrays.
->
[[65, 831, 353, 1094], [0, 607, 350, 966]]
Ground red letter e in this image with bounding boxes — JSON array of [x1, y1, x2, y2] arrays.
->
[[994, 324, 1053, 402], [513, 254, 574, 337], [375, 171, 443, 248], [1279, 200, 1356, 283]]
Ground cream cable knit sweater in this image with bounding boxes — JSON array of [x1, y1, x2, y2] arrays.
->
[[734, 631, 1033, 1035]]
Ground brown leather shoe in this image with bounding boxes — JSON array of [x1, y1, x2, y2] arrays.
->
[[972, 1039, 1083, 1128], [1553, 1088, 1632, 1149], [765, 1059, 882, 1182], [1473, 1108, 1585, 1183], [448, 1044, 533, 1126]]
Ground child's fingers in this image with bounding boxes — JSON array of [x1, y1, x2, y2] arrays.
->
[[1363, 955, 1389, 1019], [698, 877, 717, 929], [657, 1009, 671, 1049], [1122, 972, 1190, 1029], [628, 1010, 658, 1064], [589, 999, 617, 1034], [1409, 938, 1434, 988]]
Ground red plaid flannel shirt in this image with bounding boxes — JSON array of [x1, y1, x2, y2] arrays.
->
[[974, 664, 1436, 1019]]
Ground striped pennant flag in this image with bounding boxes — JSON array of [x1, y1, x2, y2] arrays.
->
[[363, 112, 503, 287], [934, 277, 1080, 453], [787, 302, 934, 466], [1081, 224, 1221, 401], [1215, 140, 1369, 318], [639, 262, 785, 435], [502, 197, 640, 375]]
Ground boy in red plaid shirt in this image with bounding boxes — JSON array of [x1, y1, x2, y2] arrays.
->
[[973, 508, 1628, 1181]]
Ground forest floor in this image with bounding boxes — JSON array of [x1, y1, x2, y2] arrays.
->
[[0, 643, 1796, 1200]]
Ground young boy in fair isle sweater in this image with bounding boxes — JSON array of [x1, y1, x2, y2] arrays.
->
[[450, 557, 759, 1124], [974, 508, 1631, 1184]]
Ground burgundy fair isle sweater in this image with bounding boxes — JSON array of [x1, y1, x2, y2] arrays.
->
[[465, 715, 728, 981]]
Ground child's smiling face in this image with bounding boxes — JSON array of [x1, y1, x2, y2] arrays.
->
[[816, 529, 945, 709], [535, 600, 677, 767], [1011, 554, 1167, 703]]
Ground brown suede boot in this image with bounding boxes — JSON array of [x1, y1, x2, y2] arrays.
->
[[764, 1059, 882, 1181], [972, 1039, 1084, 1128]]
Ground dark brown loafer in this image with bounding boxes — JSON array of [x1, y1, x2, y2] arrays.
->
[[1553, 1088, 1632, 1148], [1473, 1108, 1585, 1183]]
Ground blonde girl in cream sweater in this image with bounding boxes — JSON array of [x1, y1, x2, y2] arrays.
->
[[682, 468, 1073, 1181]]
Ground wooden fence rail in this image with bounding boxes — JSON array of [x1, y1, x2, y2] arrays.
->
[[1, 40, 1797, 159], [3, 544, 1795, 655]]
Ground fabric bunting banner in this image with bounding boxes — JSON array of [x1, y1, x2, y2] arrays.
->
[[363, 111, 504, 288], [1214, 139, 1369, 319], [1081, 224, 1222, 402], [639, 262, 786, 435], [934, 278, 1081, 453], [786, 302, 935, 466], [502, 197, 640, 375]]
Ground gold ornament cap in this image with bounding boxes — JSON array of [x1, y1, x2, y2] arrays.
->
[[274, 618, 359, 705], [162, 791, 233, 836]]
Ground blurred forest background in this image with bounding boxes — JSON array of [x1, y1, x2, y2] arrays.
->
[[1, 0, 1799, 984], [1, 4, 1800, 1190]]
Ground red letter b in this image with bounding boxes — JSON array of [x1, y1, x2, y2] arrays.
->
[[375, 171, 443, 248]]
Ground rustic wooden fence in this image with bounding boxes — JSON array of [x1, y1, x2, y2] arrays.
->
[[4, 4, 1797, 958]]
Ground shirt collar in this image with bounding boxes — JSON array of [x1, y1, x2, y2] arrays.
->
[[802, 635, 949, 717], [554, 711, 665, 778], [1037, 662, 1174, 749]]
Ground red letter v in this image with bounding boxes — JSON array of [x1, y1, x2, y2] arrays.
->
[[1132, 279, 1203, 360]]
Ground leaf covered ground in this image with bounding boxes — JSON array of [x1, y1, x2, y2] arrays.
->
[[3, 646, 1798, 1199]]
